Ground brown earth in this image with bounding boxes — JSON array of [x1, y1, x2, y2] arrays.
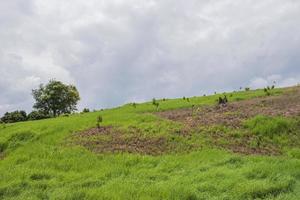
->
[[71, 126, 170, 155], [157, 87, 300, 155], [208, 131, 281, 156], [158, 87, 300, 128]]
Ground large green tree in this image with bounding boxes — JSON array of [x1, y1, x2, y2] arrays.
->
[[32, 80, 80, 117]]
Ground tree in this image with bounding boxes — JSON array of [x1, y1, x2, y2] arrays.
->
[[1, 110, 27, 123], [32, 80, 80, 117]]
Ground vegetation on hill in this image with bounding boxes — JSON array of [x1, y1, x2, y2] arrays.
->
[[1, 80, 80, 124], [0, 86, 299, 199]]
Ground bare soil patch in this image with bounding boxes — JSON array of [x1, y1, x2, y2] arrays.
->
[[209, 132, 281, 156], [158, 87, 300, 128], [72, 126, 170, 155], [157, 87, 300, 155]]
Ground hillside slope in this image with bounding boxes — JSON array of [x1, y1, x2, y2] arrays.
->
[[0, 86, 300, 200]]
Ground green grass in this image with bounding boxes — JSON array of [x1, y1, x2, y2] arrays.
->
[[0, 87, 300, 199], [244, 116, 298, 138]]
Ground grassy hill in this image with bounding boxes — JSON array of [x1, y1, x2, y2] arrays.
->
[[0, 86, 300, 200]]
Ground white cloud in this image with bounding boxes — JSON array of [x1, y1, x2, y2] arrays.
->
[[0, 0, 300, 115]]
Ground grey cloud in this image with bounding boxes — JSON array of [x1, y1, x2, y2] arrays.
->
[[1, 0, 300, 115]]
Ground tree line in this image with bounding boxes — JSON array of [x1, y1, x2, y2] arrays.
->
[[1, 80, 80, 123]]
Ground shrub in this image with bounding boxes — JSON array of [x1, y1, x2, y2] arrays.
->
[[244, 115, 296, 138], [152, 98, 159, 109], [152, 98, 157, 105], [97, 115, 103, 129], [82, 108, 90, 113], [218, 96, 228, 105], [27, 111, 50, 121], [245, 87, 250, 91], [0, 120, 5, 129], [264, 87, 271, 96], [1, 110, 27, 123]]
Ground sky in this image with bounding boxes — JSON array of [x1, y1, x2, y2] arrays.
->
[[1, 0, 300, 115]]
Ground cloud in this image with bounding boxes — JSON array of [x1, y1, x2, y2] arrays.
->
[[0, 0, 300, 115], [249, 74, 300, 89]]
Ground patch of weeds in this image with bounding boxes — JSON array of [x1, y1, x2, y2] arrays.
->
[[0, 181, 29, 199], [287, 148, 300, 159], [0, 131, 36, 156], [245, 169, 269, 180], [244, 115, 296, 138], [80, 180, 105, 188], [14, 156, 30, 165], [7, 131, 36, 150], [215, 157, 244, 169], [30, 173, 52, 181], [65, 191, 87, 200], [170, 187, 198, 200], [223, 157, 244, 169], [241, 176, 295, 199], [0, 141, 7, 153]]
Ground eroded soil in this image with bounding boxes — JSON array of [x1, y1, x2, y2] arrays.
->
[[71, 126, 170, 155], [157, 87, 300, 155], [158, 87, 300, 128]]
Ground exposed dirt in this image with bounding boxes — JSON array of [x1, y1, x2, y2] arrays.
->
[[209, 132, 281, 156], [72, 126, 170, 155], [157, 87, 300, 155], [158, 87, 300, 128]]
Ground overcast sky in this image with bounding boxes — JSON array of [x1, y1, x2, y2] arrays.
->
[[1, 0, 300, 115]]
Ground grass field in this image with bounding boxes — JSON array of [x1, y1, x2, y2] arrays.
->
[[0, 87, 300, 200]]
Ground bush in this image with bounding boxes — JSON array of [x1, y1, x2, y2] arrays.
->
[[1, 111, 27, 123], [27, 111, 50, 121], [97, 115, 103, 128], [82, 108, 90, 113], [152, 98, 159, 109], [152, 98, 157, 105], [244, 115, 296, 138]]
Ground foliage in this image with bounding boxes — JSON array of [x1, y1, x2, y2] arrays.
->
[[32, 80, 80, 117], [132, 103, 137, 108], [27, 111, 50, 121], [264, 85, 276, 96], [152, 98, 159, 109], [218, 96, 228, 105], [97, 115, 103, 128], [82, 108, 90, 113], [0, 110, 27, 123]]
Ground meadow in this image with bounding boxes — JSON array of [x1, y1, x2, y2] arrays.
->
[[0, 87, 300, 200]]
